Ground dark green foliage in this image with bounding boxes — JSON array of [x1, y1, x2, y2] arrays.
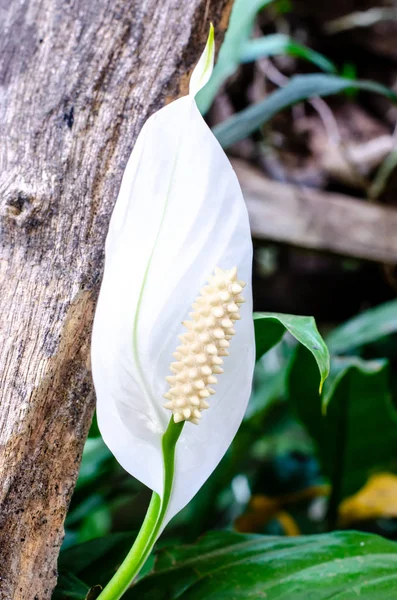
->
[[214, 75, 397, 148], [126, 531, 397, 599]]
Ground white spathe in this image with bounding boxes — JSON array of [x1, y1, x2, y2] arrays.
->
[[91, 29, 255, 522]]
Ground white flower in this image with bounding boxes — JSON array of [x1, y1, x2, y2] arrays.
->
[[91, 26, 255, 524]]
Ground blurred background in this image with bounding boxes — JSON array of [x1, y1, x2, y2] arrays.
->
[[57, 0, 397, 590]]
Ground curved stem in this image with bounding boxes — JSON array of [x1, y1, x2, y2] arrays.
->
[[96, 418, 184, 600]]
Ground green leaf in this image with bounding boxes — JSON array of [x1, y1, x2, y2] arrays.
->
[[52, 571, 90, 599], [240, 34, 337, 73], [327, 299, 397, 354], [213, 74, 397, 148], [74, 437, 112, 491], [129, 530, 397, 599], [85, 585, 103, 600], [77, 504, 112, 543], [289, 351, 397, 509], [196, 0, 276, 114], [254, 312, 330, 391], [58, 532, 135, 588]]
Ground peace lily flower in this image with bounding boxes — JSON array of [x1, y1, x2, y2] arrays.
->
[[91, 25, 255, 599]]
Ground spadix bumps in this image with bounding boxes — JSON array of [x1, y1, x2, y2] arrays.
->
[[164, 267, 246, 424]]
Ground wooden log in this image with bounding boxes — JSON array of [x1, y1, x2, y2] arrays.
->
[[233, 159, 397, 264], [0, 2, 232, 598]]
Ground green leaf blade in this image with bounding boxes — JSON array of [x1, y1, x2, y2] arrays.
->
[[254, 312, 330, 391], [52, 571, 91, 600], [241, 34, 337, 74], [213, 74, 397, 148], [129, 530, 397, 599], [289, 351, 397, 503], [327, 299, 397, 354], [58, 532, 136, 588]]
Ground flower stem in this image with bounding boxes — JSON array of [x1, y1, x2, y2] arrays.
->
[[96, 418, 183, 600]]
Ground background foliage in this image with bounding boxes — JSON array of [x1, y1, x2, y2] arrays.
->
[[56, 0, 397, 597]]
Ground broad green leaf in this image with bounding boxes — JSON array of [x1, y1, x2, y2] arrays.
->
[[129, 529, 397, 599], [77, 504, 112, 542], [196, 0, 276, 114], [327, 299, 397, 354], [241, 34, 337, 73], [52, 571, 90, 599], [321, 356, 388, 413], [289, 351, 397, 507], [58, 532, 134, 588], [254, 312, 330, 391], [66, 494, 106, 528], [213, 74, 397, 148]]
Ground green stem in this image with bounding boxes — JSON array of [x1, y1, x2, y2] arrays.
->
[[96, 418, 184, 600]]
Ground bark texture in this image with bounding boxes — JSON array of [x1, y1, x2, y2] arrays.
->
[[0, 1, 232, 597]]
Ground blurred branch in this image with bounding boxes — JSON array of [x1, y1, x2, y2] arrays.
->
[[325, 8, 397, 34], [235, 159, 397, 263]]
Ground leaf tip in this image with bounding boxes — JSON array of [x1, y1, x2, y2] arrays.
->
[[208, 21, 215, 42], [189, 23, 215, 97]]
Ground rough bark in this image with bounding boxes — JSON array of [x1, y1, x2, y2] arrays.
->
[[0, 1, 232, 597]]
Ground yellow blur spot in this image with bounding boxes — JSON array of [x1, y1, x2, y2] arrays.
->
[[339, 473, 397, 527], [235, 485, 329, 536]]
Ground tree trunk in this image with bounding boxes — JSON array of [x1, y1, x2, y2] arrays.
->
[[0, 1, 232, 597]]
